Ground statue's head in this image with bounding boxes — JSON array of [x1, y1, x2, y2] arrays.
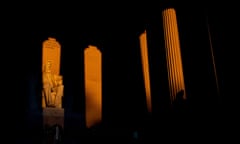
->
[[55, 75, 63, 85], [44, 60, 52, 73], [59, 76, 63, 85]]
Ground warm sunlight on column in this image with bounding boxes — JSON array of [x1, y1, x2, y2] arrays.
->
[[139, 30, 152, 113], [42, 37, 61, 75], [162, 8, 186, 102], [84, 45, 102, 128]]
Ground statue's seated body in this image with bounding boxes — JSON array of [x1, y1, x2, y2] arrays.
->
[[42, 61, 64, 108]]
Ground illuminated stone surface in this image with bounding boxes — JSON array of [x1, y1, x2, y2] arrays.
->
[[162, 8, 186, 102], [84, 45, 102, 128], [42, 37, 64, 108], [139, 30, 152, 113]]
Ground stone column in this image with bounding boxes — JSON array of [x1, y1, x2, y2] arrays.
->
[[162, 8, 186, 102], [84, 45, 102, 128], [139, 30, 152, 113]]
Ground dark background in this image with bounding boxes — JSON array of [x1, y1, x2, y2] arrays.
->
[[2, 1, 230, 143]]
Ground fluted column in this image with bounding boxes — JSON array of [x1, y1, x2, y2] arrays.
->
[[162, 8, 186, 102]]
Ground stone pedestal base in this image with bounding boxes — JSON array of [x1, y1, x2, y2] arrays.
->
[[43, 108, 64, 128]]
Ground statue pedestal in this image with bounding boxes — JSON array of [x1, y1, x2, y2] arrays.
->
[[43, 107, 64, 128]]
